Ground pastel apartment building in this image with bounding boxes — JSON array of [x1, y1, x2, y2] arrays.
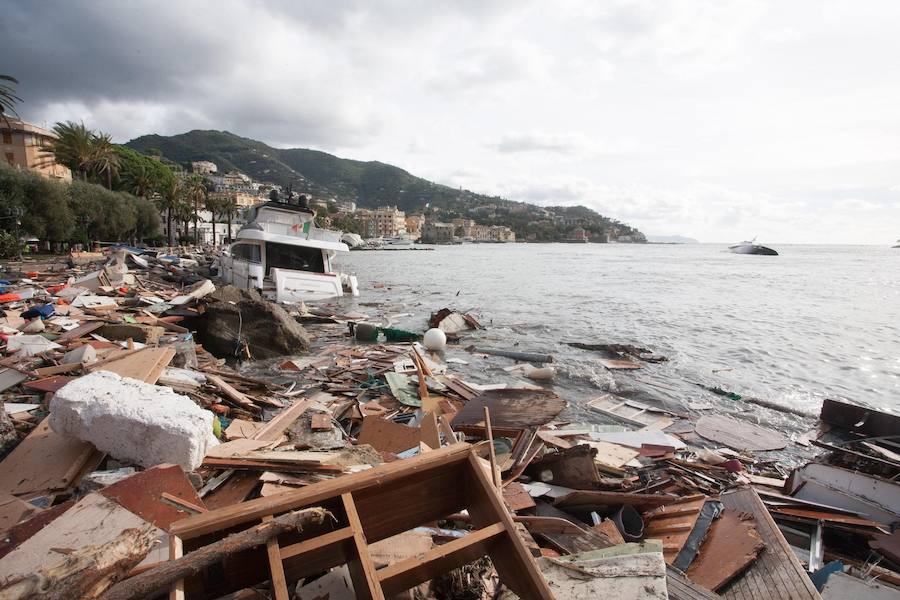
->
[[1, 118, 72, 181]]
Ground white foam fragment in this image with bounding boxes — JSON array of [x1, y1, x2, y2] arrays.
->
[[50, 370, 217, 470]]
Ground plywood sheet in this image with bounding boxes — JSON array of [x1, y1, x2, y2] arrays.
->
[[357, 415, 423, 454], [0, 493, 165, 582], [687, 510, 764, 591], [695, 415, 787, 452], [720, 487, 821, 600], [0, 419, 96, 496], [99, 464, 206, 532]]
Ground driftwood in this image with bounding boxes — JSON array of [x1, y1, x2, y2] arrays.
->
[[99, 507, 330, 600], [0, 527, 156, 600]]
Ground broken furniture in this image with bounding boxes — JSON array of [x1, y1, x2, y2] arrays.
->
[[167, 443, 553, 599]]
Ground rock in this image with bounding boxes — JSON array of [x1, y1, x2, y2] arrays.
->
[[62, 344, 97, 365], [0, 405, 18, 459], [200, 285, 310, 360], [98, 323, 165, 345], [49, 371, 217, 471]]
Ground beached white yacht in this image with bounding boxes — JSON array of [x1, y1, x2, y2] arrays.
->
[[218, 201, 359, 302]]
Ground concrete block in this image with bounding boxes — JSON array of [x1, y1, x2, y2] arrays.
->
[[50, 371, 217, 471], [62, 344, 97, 365]]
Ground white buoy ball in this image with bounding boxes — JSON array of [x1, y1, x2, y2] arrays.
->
[[423, 328, 447, 351]]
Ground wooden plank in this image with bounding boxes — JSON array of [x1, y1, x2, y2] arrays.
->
[[721, 487, 821, 600], [33, 363, 82, 378], [452, 389, 566, 428], [0, 368, 28, 392], [687, 510, 765, 591], [342, 493, 384, 600], [172, 444, 474, 540], [667, 564, 723, 600], [262, 515, 290, 600], [206, 373, 258, 410], [643, 496, 707, 565], [168, 535, 185, 600], [377, 523, 506, 595], [280, 526, 355, 560], [95, 347, 176, 384], [0, 419, 96, 496], [464, 452, 555, 599], [254, 398, 316, 441], [57, 320, 104, 342], [555, 490, 680, 511]]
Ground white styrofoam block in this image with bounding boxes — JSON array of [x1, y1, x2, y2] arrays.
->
[[49, 371, 217, 470]]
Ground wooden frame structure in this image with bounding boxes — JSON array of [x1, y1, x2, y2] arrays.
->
[[169, 444, 553, 599]]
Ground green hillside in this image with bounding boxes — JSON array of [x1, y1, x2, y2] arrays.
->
[[125, 129, 644, 241]]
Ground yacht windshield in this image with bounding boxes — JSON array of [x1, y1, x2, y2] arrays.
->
[[265, 242, 325, 274]]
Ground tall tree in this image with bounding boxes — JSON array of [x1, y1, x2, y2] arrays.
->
[[221, 195, 237, 242], [182, 175, 206, 243], [89, 132, 119, 189], [0, 75, 21, 126], [48, 121, 95, 180], [156, 177, 182, 246]]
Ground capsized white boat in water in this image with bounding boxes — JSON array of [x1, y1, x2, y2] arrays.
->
[[729, 238, 778, 256], [218, 200, 359, 302], [892, 239, 900, 248]]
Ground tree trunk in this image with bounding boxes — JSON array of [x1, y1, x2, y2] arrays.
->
[[210, 215, 217, 246], [0, 526, 156, 600], [107, 169, 112, 190], [193, 199, 199, 244], [166, 208, 173, 247], [227, 211, 233, 242], [99, 508, 329, 600]]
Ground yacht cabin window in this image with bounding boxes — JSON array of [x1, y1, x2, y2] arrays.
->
[[265, 242, 325, 274], [230, 243, 261, 263]]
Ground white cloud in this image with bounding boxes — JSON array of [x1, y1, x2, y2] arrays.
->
[[3, 0, 900, 243]]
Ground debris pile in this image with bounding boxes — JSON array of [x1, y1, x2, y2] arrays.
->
[[0, 257, 895, 600]]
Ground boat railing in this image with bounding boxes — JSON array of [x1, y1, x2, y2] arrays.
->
[[256, 221, 343, 244]]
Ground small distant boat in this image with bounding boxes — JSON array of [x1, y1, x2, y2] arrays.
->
[[892, 239, 900, 248], [729, 238, 778, 256]]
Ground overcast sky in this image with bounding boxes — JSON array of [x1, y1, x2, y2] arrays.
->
[[3, 0, 899, 243]]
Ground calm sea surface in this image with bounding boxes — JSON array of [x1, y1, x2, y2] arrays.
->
[[330, 243, 899, 437]]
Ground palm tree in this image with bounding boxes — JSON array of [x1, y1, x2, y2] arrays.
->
[[121, 162, 155, 199], [89, 132, 119, 189], [221, 195, 237, 242], [204, 195, 223, 246], [48, 121, 95, 180], [181, 175, 207, 244], [157, 177, 183, 247], [0, 75, 21, 127]]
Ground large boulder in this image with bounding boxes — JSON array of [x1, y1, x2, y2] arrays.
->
[[200, 285, 311, 360]]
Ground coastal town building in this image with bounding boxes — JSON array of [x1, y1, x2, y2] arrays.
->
[[352, 209, 378, 238], [405, 214, 424, 240], [191, 160, 218, 174], [370, 206, 407, 237], [421, 221, 454, 244], [566, 228, 589, 242], [337, 201, 357, 213], [489, 225, 516, 242], [0, 118, 72, 181]]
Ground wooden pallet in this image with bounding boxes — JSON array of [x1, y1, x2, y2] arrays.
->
[[168, 443, 552, 599]]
